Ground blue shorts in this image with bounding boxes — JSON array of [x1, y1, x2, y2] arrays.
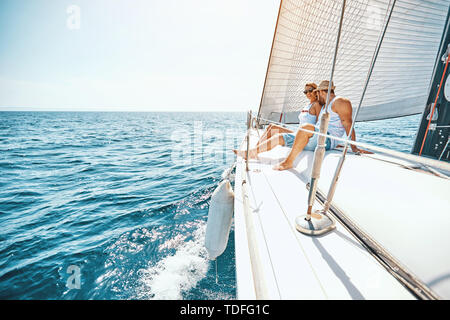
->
[[281, 129, 332, 151]]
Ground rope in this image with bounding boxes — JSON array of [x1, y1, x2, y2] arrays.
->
[[221, 162, 236, 181], [419, 52, 450, 156], [239, 150, 269, 299], [245, 163, 283, 298], [215, 258, 218, 284]]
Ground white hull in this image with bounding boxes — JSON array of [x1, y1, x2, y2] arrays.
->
[[233, 128, 450, 299]]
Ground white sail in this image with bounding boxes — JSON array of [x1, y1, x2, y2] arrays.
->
[[258, 0, 449, 123]]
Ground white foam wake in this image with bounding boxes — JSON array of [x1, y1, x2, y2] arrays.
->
[[138, 224, 209, 300]]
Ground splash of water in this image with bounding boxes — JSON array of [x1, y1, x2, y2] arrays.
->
[[137, 224, 209, 300]]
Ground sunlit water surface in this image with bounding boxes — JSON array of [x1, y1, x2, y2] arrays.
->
[[0, 112, 420, 299]]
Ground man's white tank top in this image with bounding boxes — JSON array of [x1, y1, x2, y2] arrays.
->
[[315, 97, 346, 149]]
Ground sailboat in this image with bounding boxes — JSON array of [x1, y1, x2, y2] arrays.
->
[[205, 0, 450, 300]]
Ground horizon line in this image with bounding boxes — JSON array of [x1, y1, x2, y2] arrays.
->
[[0, 107, 255, 113]]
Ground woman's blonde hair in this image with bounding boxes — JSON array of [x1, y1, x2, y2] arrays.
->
[[305, 82, 317, 90]]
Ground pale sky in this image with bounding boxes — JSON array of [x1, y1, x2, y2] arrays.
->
[[0, 0, 280, 112]]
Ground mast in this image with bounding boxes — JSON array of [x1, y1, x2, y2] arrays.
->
[[412, 4, 450, 162]]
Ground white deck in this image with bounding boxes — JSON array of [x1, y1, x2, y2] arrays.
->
[[234, 129, 450, 300]]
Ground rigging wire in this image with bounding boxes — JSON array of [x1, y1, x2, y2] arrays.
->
[[304, 0, 347, 221], [257, 0, 284, 122], [322, 0, 398, 212], [256, 0, 448, 125]]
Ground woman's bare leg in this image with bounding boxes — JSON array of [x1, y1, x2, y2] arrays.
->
[[256, 124, 273, 146], [233, 133, 285, 159], [256, 124, 292, 146]]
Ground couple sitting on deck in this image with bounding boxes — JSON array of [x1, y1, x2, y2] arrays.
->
[[234, 80, 369, 170]]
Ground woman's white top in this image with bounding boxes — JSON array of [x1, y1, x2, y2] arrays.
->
[[298, 103, 317, 125]]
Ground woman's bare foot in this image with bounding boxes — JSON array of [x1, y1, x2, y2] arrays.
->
[[233, 149, 258, 160], [273, 160, 294, 171]]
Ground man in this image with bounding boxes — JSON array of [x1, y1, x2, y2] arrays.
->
[[234, 80, 368, 170]]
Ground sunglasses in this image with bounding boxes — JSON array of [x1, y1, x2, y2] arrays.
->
[[303, 88, 314, 94]]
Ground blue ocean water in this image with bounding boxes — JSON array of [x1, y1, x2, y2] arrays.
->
[[0, 111, 421, 299]]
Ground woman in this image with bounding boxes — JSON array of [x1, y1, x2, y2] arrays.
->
[[250, 82, 322, 153]]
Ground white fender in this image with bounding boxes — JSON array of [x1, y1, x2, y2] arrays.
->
[[205, 179, 235, 260]]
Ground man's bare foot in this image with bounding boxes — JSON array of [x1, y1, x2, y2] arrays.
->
[[233, 149, 258, 160], [273, 160, 293, 171]]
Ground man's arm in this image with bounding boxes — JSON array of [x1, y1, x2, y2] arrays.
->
[[333, 98, 371, 154], [311, 101, 322, 117]]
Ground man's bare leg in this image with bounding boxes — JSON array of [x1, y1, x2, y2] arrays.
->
[[233, 133, 285, 159], [273, 124, 314, 171]]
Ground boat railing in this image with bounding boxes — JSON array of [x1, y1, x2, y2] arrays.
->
[[238, 0, 449, 299], [252, 115, 450, 174], [239, 112, 447, 300]]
